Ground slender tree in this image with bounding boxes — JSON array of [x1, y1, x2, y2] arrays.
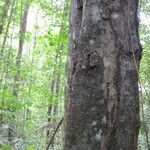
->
[[10, 2, 30, 149], [65, 0, 142, 149], [0, 0, 11, 35], [13, 1, 30, 98], [0, 0, 16, 56], [46, 0, 69, 147]]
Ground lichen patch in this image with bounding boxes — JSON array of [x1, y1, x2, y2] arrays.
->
[[91, 121, 97, 126], [91, 5, 101, 22], [89, 39, 95, 45], [111, 12, 119, 19], [101, 116, 106, 124], [95, 129, 102, 141], [73, 30, 76, 39]]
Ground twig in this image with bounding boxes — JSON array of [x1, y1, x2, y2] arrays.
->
[[46, 117, 64, 150]]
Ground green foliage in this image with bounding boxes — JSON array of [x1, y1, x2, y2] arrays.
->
[[26, 145, 35, 150], [0, 0, 69, 149], [138, 2, 150, 149], [140, 0, 150, 15], [0, 145, 12, 150]]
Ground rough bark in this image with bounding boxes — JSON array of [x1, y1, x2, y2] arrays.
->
[[65, 0, 142, 150]]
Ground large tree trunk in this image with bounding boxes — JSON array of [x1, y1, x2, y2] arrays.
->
[[65, 0, 142, 150]]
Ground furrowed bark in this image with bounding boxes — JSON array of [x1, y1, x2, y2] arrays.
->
[[65, 0, 142, 150]]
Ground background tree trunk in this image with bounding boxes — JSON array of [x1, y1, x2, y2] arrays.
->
[[65, 0, 142, 150], [13, 2, 30, 98], [0, 0, 11, 35]]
